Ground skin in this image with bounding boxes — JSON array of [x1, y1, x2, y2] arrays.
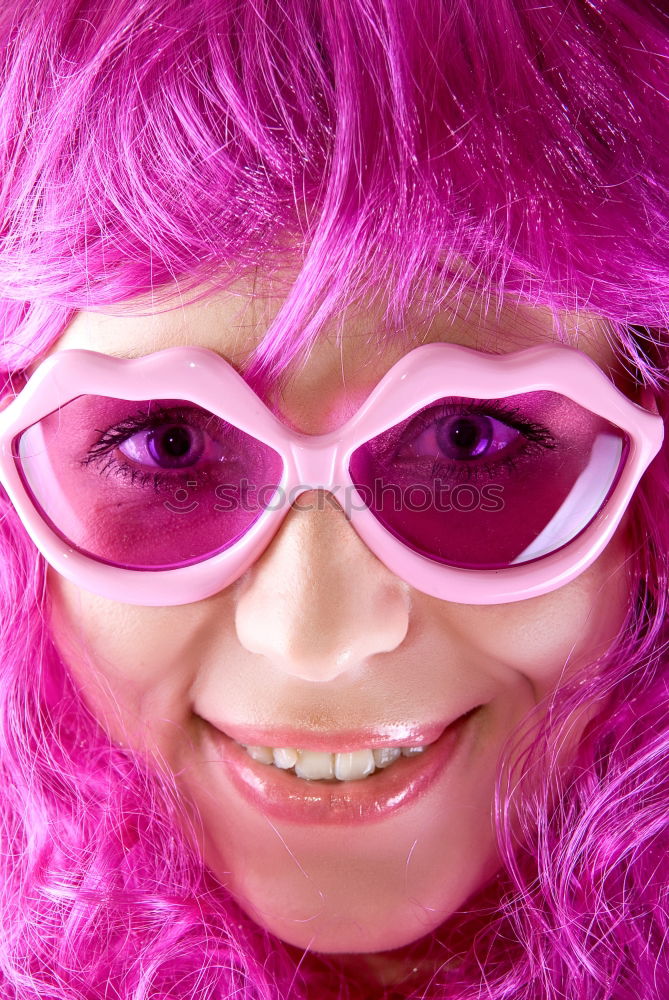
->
[[23, 272, 635, 970]]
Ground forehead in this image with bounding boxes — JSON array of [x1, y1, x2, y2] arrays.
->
[[38, 276, 628, 435]]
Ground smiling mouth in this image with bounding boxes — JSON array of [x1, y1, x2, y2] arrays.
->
[[200, 706, 482, 824], [236, 741, 429, 781]]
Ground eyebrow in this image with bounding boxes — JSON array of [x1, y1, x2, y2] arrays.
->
[[102, 347, 147, 359], [96, 344, 258, 384], [102, 344, 229, 362]]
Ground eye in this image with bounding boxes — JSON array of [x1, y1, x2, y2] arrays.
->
[[118, 421, 226, 470], [399, 411, 521, 463]]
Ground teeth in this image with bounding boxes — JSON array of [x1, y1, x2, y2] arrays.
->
[[245, 745, 274, 764], [294, 750, 334, 780], [373, 747, 402, 768], [334, 749, 375, 781], [273, 747, 299, 769], [238, 742, 427, 781]]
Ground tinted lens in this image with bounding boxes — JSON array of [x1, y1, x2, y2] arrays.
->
[[14, 396, 283, 569], [349, 391, 628, 569]]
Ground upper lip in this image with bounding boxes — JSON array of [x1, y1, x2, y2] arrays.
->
[[202, 711, 476, 753]]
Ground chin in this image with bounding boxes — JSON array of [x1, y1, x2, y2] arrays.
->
[[241, 900, 449, 954]]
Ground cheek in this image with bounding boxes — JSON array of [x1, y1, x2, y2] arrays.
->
[[423, 525, 632, 852], [438, 523, 631, 696], [45, 567, 208, 748]]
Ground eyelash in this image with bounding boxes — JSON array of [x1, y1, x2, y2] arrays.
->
[[79, 398, 558, 492], [377, 398, 558, 483], [79, 404, 232, 492]]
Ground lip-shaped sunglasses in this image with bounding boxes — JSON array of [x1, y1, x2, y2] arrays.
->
[[0, 341, 663, 607]]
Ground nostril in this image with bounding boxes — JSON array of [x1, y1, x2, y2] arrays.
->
[[233, 523, 411, 683], [235, 587, 411, 682], [233, 475, 411, 681]]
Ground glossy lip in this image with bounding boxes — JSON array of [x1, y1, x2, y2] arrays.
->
[[204, 719, 450, 753], [199, 706, 481, 825]]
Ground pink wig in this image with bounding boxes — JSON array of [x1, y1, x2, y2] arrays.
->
[[0, 1, 668, 996]]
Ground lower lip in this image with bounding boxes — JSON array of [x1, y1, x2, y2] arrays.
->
[[201, 707, 480, 825]]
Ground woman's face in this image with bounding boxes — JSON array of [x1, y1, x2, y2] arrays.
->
[[40, 278, 633, 955]]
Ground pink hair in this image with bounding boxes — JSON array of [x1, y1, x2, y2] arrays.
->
[[0, 1, 668, 996]]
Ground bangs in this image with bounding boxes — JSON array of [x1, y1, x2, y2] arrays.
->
[[0, 0, 667, 380]]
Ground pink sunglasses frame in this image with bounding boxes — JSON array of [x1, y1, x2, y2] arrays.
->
[[0, 341, 663, 607]]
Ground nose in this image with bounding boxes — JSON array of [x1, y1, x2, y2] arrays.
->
[[233, 490, 411, 682]]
